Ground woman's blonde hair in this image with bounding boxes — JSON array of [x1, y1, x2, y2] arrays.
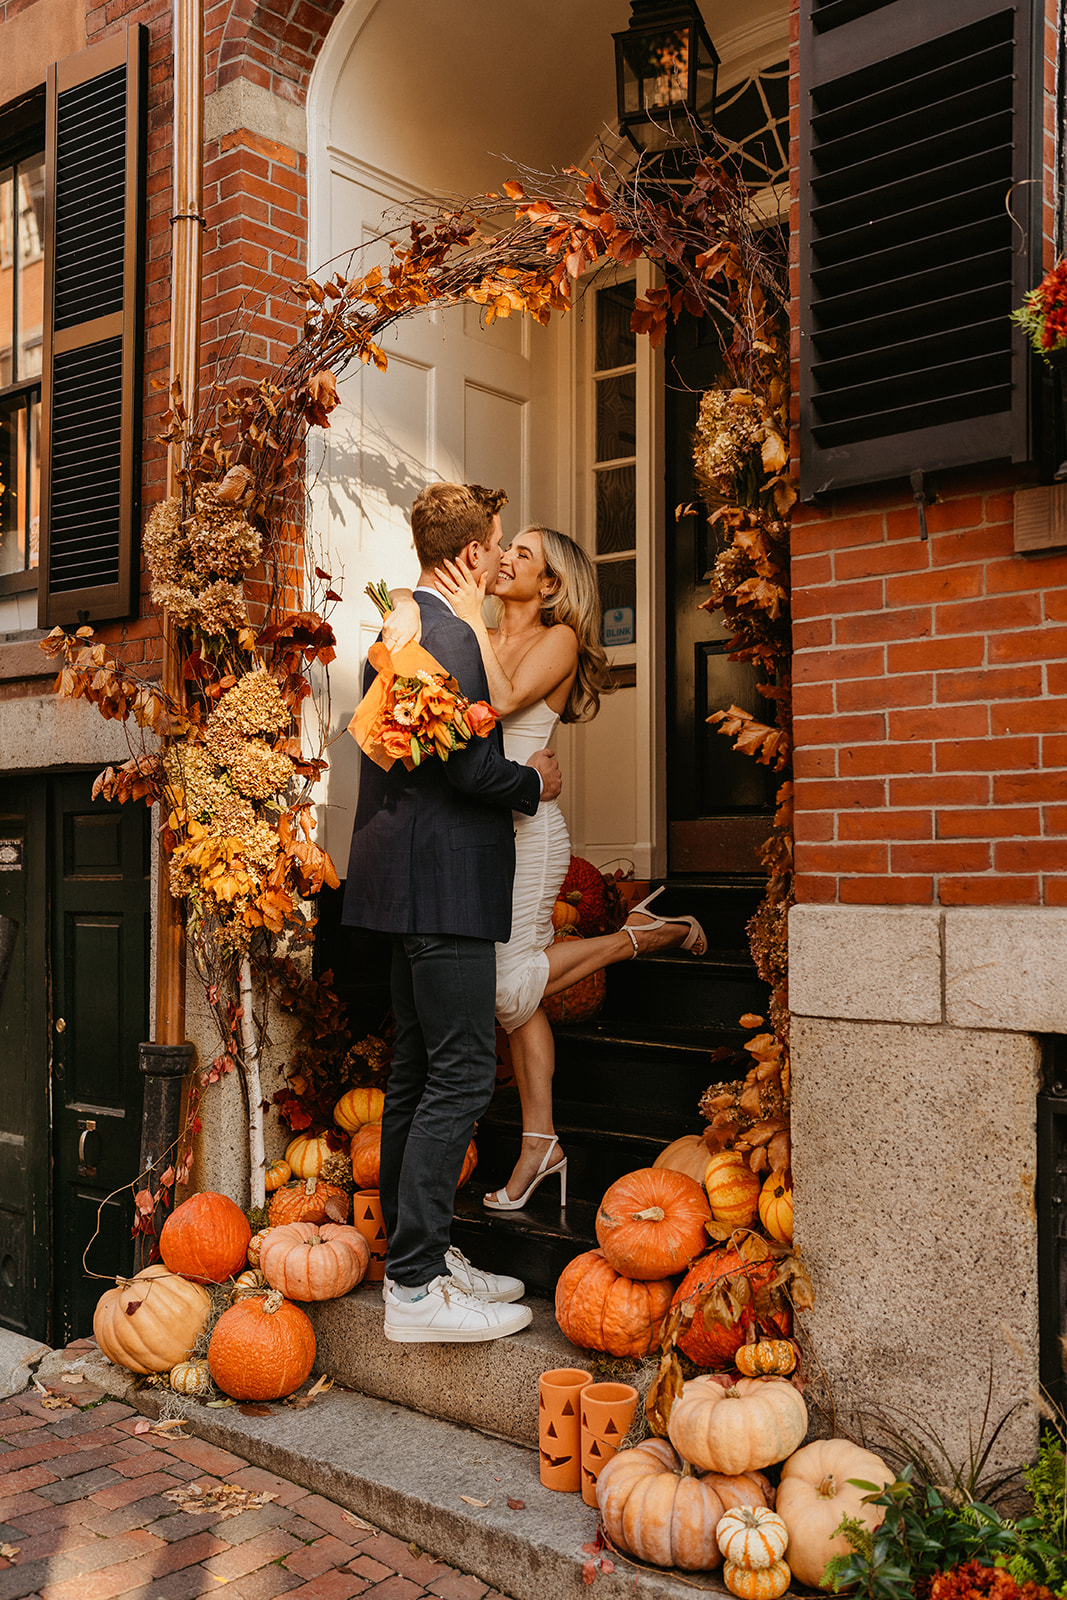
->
[[527, 526, 614, 724]]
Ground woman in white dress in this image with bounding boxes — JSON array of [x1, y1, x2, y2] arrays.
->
[[387, 524, 705, 1210]]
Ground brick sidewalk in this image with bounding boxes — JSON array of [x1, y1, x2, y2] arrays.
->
[[0, 1357, 511, 1600]]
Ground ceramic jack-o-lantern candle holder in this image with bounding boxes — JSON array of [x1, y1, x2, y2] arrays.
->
[[352, 1190, 387, 1281], [539, 1367, 592, 1491], [580, 1381, 639, 1506]]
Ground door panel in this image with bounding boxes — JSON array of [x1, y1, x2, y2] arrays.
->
[[51, 774, 149, 1343], [0, 778, 49, 1337]]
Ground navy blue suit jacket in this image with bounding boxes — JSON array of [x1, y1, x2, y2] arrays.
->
[[341, 592, 541, 942]]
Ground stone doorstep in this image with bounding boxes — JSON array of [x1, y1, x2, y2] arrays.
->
[[305, 1283, 578, 1448], [60, 1339, 729, 1600]]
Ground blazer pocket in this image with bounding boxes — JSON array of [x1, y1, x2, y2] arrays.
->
[[448, 822, 500, 850]]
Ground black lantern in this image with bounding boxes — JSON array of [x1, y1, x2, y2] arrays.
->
[[613, 0, 719, 154]]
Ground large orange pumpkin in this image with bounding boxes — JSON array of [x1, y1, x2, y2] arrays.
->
[[267, 1180, 349, 1228], [596, 1437, 772, 1571], [596, 1167, 711, 1280], [704, 1151, 761, 1228], [555, 1248, 673, 1358], [93, 1265, 211, 1374], [207, 1290, 316, 1401], [672, 1245, 788, 1369], [258, 1222, 370, 1300], [284, 1132, 331, 1180], [158, 1191, 251, 1284], [654, 1134, 712, 1186], [458, 1138, 478, 1187], [332, 1087, 385, 1133], [542, 928, 605, 1024]]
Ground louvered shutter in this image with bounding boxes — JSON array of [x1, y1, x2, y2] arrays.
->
[[38, 26, 147, 626], [799, 0, 1042, 499]]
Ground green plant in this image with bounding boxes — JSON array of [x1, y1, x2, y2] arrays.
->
[[823, 1464, 1023, 1600], [1004, 1432, 1067, 1597]]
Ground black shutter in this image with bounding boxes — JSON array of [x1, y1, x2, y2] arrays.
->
[[38, 26, 147, 627], [799, 0, 1042, 499]]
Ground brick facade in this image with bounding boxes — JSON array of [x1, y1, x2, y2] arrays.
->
[[0, 0, 335, 698], [788, 0, 1066, 909]]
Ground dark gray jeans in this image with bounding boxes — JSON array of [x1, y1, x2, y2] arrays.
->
[[380, 932, 497, 1287]]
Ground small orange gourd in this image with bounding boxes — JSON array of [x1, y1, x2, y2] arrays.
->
[[264, 1159, 291, 1193], [758, 1171, 793, 1246], [723, 1559, 791, 1598], [735, 1341, 797, 1378]]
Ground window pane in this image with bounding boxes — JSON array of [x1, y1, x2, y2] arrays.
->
[[595, 281, 636, 371], [0, 166, 13, 386], [17, 154, 45, 380], [597, 557, 637, 648], [595, 463, 635, 554], [0, 393, 26, 574], [595, 371, 636, 461]]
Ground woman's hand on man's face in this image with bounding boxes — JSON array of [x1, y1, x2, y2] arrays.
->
[[382, 596, 422, 652], [435, 559, 487, 626]]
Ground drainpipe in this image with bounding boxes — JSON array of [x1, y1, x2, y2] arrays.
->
[[135, 0, 204, 1268]]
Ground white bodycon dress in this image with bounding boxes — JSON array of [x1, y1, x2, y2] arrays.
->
[[494, 699, 571, 1033]]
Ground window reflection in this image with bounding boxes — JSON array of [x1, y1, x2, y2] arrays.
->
[[0, 145, 44, 580]]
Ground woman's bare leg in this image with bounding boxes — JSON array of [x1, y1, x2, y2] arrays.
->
[[542, 913, 691, 998], [497, 1007, 564, 1202]]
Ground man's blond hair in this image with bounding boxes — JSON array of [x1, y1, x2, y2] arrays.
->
[[411, 483, 492, 569]]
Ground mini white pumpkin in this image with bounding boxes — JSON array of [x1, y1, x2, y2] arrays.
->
[[716, 1506, 789, 1570]]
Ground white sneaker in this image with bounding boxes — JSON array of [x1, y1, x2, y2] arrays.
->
[[382, 1247, 525, 1305], [383, 1276, 533, 1344]]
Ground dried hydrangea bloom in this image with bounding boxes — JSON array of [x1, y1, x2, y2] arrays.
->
[[213, 668, 290, 736], [186, 492, 261, 580], [242, 820, 281, 877], [204, 723, 293, 800], [693, 388, 766, 502], [152, 577, 248, 636], [163, 745, 256, 835], [143, 499, 189, 586]]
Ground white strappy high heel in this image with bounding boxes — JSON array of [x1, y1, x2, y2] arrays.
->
[[483, 1133, 568, 1212], [623, 885, 708, 957]]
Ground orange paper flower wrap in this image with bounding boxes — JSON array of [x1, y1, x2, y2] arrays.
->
[[347, 640, 499, 771]]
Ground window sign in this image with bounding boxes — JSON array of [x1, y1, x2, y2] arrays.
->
[[603, 606, 635, 649]]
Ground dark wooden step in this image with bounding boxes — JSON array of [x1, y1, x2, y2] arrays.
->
[[451, 1187, 596, 1297], [594, 947, 769, 1028]]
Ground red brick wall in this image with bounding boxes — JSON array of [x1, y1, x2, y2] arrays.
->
[[0, 0, 336, 700], [788, 0, 1066, 909]]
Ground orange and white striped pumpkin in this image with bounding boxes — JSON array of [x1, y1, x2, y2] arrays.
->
[[716, 1506, 789, 1570], [705, 1150, 761, 1228], [284, 1132, 331, 1179], [723, 1559, 791, 1599], [333, 1087, 385, 1133]]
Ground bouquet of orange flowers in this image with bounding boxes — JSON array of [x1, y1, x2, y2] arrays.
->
[[348, 580, 500, 770]]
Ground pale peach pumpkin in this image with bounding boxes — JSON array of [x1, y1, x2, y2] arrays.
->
[[667, 1376, 808, 1475], [776, 1439, 893, 1589], [258, 1222, 370, 1301], [93, 1265, 210, 1375]]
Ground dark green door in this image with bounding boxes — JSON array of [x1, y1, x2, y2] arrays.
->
[[51, 773, 150, 1345], [0, 778, 50, 1337], [0, 772, 149, 1343]]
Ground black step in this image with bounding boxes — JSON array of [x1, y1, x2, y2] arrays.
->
[[451, 1186, 597, 1297], [595, 947, 769, 1028]]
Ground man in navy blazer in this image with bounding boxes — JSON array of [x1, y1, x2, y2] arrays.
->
[[343, 483, 561, 1342]]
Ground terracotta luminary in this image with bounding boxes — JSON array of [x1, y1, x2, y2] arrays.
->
[[352, 1190, 387, 1282], [539, 1367, 592, 1492], [580, 1381, 639, 1506]]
